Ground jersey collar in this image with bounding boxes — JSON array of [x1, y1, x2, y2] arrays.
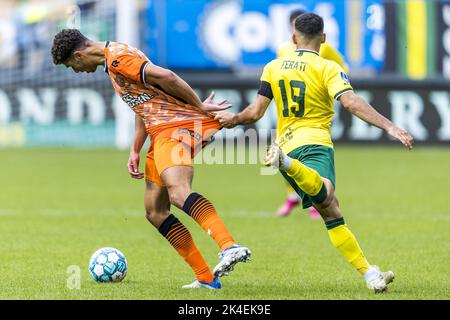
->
[[295, 49, 319, 56]]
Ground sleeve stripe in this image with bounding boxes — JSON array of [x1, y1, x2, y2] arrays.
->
[[104, 58, 109, 75], [258, 81, 273, 100], [334, 88, 353, 100], [140, 60, 149, 85]]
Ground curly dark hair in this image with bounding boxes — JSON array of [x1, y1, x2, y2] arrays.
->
[[51, 29, 88, 64], [294, 13, 324, 37]]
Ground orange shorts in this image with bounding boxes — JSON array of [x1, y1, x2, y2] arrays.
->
[[145, 119, 221, 186]]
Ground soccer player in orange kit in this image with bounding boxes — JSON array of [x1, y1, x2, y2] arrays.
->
[[51, 29, 251, 289]]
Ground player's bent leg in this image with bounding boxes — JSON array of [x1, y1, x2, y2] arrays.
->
[[144, 180, 216, 286], [161, 165, 252, 277], [159, 165, 193, 209], [180, 189, 252, 278], [144, 180, 171, 227], [312, 179, 393, 293], [312, 179, 370, 275], [161, 165, 237, 251], [265, 143, 324, 197]]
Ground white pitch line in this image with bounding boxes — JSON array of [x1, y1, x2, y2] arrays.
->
[[37, 209, 144, 217], [0, 209, 16, 216], [2, 208, 449, 221]]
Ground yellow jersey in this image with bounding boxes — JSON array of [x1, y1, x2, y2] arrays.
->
[[277, 41, 348, 73], [259, 49, 353, 153]]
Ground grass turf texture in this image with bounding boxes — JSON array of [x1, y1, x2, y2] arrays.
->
[[0, 146, 448, 300]]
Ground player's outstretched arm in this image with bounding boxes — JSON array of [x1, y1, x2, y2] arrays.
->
[[202, 91, 232, 111], [128, 114, 147, 179], [339, 91, 414, 149], [144, 62, 230, 112], [215, 95, 271, 128]]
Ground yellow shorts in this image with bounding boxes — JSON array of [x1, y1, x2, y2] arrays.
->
[[145, 119, 221, 186]]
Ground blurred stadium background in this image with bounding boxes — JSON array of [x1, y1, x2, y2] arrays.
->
[[2, 0, 450, 148], [0, 0, 449, 300]]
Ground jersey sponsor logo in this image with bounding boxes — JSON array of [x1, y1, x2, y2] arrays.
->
[[177, 128, 203, 142], [340, 72, 350, 85], [278, 127, 293, 147], [120, 93, 155, 108], [112, 60, 120, 67]]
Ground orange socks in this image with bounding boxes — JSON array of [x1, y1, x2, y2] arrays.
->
[[158, 191, 237, 283], [183, 192, 236, 251], [158, 214, 213, 283]]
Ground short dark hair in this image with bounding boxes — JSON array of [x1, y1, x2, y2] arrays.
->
[[289, 9, 307, 24], [51, 29, 89, 64], [294, 13, 324, 38]]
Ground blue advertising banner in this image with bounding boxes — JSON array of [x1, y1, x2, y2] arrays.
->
[[145, 0, 384, 71]]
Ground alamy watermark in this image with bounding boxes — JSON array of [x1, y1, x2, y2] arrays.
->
[[66, 265, 81, 290], [66, 5, 81, 29], [166, 121, 280, 176]]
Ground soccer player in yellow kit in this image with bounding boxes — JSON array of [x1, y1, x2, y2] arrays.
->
[[277, 9, 348, 219], [216, 13, 414, 293]]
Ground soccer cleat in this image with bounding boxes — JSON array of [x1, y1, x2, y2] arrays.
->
[[277, 198, 300, 217], [213, 245, 252, 277], [309, 206, 321, 219], [264, 143, 286, 170], [382, 270, 395, 286], [364, 265, 395, 293], [182, 276, 222, 290]]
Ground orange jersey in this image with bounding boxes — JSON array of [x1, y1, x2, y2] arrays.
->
[[104, 41, 215, 136]]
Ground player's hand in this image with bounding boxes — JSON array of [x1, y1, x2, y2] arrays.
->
[[127, 151, 144, 179], [215, 111, 237, 128], [387, 125, 414, 150], [202, 91, 232, 111]]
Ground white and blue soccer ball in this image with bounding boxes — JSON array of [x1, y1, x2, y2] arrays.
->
[[89, 247, 128, 282]]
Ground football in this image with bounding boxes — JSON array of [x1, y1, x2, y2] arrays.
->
[[89, 247, 128, 282]]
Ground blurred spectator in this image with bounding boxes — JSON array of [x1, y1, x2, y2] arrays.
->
[[0, 0, 77, 72], [0, 19, 18, 69], [0, 1, 17, 68]]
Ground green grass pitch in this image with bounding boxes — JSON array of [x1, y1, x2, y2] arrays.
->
[[0, 145, 448, 300]]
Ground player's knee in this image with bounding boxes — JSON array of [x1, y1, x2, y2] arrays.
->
[[313, 179, 335, 209], [167, 187, 190, 209], [168, 194, 183, 208], [145, 208, 158, 224], [145, 208, 169, 228]]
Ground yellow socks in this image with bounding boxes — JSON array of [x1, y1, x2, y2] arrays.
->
[[285, 158, 326, 200], [283, 155, 370, 276], [326, 218, 370, 275]]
